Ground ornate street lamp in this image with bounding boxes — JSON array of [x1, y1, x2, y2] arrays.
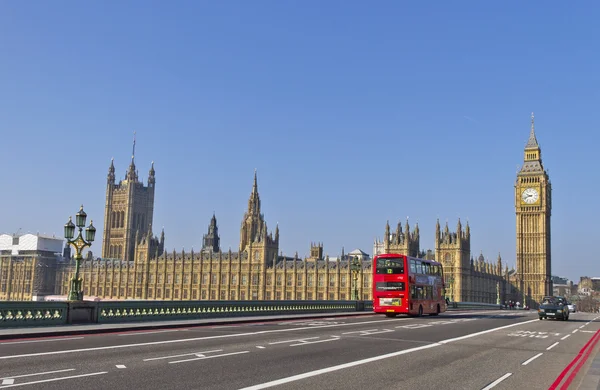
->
[[350, 256, 361, 301], [64, 205, 96, 301]]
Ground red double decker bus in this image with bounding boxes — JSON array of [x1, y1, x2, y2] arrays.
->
[[372, 253, 447, 317]]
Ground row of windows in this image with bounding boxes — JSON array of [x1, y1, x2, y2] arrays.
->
[[81, 273, 365, 286], [409, 260, 443, 276], [409, 285, 440, 300], [0, 283, 31, 293]]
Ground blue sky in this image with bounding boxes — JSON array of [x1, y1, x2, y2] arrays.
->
[[0, 2, 598, 282]]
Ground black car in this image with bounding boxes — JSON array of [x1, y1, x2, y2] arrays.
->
[[538, 296, 569, 320]]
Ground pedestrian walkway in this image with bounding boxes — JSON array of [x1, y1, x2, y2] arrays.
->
[[0, 311, 374, 340], [576, 340, 600, 390]]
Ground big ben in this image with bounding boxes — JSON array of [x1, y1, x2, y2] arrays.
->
[[515, 112, 552, 307]]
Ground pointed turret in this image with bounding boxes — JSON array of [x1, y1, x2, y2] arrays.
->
[[525, 112, 539, 149], [203, 214, 220, 253], [148, 161, 155, 186], [384, 221, 390, 243], [497, 252, 503, 274], [108, 158, 115, 184]]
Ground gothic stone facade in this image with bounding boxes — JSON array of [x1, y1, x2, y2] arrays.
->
[[375, 219, 507, 304], [55, 171, 373, 301], [54, 115, 550, 305]]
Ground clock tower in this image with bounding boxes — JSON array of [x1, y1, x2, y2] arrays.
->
[[515, 113, 552, 307]]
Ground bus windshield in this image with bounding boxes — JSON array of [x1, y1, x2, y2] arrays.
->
[[375, 258, 404, 274]]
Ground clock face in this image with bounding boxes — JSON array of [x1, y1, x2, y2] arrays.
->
[[521, 188, 539, 204]]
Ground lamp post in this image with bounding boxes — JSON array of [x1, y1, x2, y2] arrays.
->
[[445, 274, 454, 302], [496, 281, 501, 305], [350, 256, 361, 301], [64, 205, 96, 301]]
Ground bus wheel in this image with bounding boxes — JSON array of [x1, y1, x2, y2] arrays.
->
[[418, 306, 423, 317], [429, 304, 440, 316]]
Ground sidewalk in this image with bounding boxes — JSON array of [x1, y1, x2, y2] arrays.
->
[[575, 335, 600, 390], [0, 311, 374, 340]]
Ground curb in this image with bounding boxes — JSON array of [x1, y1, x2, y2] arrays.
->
[[0, 311, 376, 341]]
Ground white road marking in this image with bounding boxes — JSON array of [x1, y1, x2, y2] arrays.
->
[[522, 353, 543, 366], [579, 330, 596, 333], [396, 323, 432, 329], [573, 329, 579, 333], [546, 342, 559, 350], [256, 346, 265, 349], [341, 329, 394, 336], [269, 337, 319, 345], [561, 334, 571, 340], [439, 319, 539, 344], [239, 343, 440, 389], [0, 311, 516, 361], [290, 337, 340, 346], [239, 319, 536, 389], [143, 350, 222, 361], [118, 330, 180, 336], [0, 317, 418, 360], [481, 373, 512, 390], [0, 372, 107, 388], [168, 350, 250, 364], [0, 369, 76, 380], [0, 337, 84, 345], [0, 381, 13, 386], [115, 365, 126, 369], [580, 325, 585, 329]]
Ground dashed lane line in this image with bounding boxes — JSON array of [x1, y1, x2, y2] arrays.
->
[[0, 369, 76, 381], [168, 351, 250, 364], [238, 319, 538, 389], [481, 373, 512, 390], [561, 335, 571, 340], [522, 353, 543, 366], [143, 350, 222, 362], [0, 372, 107, 389], [547, 342, 559, 350]]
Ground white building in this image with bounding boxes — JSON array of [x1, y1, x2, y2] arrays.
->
[[0, 233, 64, 255]]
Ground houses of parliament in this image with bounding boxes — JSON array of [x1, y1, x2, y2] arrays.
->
[[0, 114, 552, 307]]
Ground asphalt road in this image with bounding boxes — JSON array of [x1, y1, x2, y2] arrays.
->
[[0, 310, 598, 390]]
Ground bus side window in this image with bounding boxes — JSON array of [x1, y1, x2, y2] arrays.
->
[[416, 261, 422, 274], [410, 260, 416, 274], [410, 285, 416, 299]]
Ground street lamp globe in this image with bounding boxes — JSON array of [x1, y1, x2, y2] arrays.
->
[[75, 205, 87, 228], [64, 217, 75, 240], [85, 220, 96, 242]]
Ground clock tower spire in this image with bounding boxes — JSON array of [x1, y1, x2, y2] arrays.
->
[[515, 112, 552, 308]]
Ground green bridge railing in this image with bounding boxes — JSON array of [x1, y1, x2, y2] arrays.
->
[[0, 299, 501, 328]]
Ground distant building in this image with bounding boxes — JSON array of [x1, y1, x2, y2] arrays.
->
[[0, 233, 65, 301]]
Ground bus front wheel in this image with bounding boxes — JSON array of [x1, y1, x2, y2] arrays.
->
[[418, 305, 423, 317], [430, 304, 440, 316]]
